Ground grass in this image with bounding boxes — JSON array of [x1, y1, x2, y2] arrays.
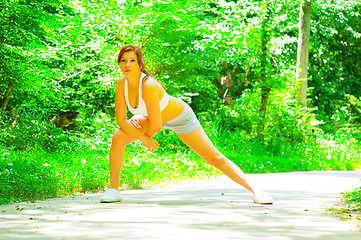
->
[[0, 132, 219, 204], [328, 187, 361, 230], [0, 119, 360, 205], [208, 126, 361, 174]]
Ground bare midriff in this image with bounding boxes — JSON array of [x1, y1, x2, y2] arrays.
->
[[161, 96, 185, 123]]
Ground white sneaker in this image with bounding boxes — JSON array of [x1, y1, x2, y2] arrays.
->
[[254, 190, 273, 204], [100, 188, 122, 203]]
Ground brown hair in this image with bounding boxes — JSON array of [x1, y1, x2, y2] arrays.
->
[[117, 45, 151, 77], [117, 45, 166, 89]]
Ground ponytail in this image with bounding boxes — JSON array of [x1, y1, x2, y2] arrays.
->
[[142, 70, 167, 90]]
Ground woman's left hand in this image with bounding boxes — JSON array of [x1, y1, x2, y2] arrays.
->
[[140, 136, 159, 152]]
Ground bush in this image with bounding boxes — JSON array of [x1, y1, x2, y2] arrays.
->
[[0, 109, 84, 152], [1, 100, 360, 205], [344, 186, 361, 207], [0, 148, 112, 204], [0, 150, 59, 204], [0, 125, 220, 204]]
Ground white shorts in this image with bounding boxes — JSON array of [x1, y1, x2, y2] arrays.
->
[[162, 102, 201, 135]]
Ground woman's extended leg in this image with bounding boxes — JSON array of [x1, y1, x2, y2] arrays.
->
[[178, 126, 273, 204], [177, 126, 255, 193]]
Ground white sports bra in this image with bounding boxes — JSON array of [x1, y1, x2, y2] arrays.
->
[[124, 72, 170, 116]]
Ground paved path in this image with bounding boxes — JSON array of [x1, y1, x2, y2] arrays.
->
[[1, 171, 361, 240]]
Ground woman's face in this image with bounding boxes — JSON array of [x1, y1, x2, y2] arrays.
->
[[119, 51, 141, 77]]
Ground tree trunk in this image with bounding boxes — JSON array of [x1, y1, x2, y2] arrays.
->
[[296, 0, 312, 106], [257, 3, 271, 141], [1, 83, 15, 112]]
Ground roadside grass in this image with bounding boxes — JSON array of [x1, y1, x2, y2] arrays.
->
[[206, 126, 361, 174], [1, 123, 360, 205], [327, 187, 361, 230]]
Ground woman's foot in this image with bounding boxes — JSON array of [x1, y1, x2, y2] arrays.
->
[[253, 190, 273, 204], [100, 188, 122, 203]]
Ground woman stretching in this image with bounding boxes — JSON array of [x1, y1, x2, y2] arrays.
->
[[100, 45, 273, 204]]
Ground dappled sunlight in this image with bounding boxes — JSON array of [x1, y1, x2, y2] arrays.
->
[[1, 171, 361, 239]]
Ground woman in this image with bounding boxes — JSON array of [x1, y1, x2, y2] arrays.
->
[[100, 45, 273, 204]]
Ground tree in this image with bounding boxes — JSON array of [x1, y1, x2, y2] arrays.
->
[[296, 0, 312, 107], [0, 0, 67, 115], [257, 1, 272, 140], [308, 1, 361, 125]]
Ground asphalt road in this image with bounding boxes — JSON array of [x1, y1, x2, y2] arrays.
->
[[1, 171, 361, 240]]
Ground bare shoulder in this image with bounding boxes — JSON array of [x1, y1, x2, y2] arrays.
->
[[116, 76, 126, 89], [143, 77, 162, 101], [117, 76, 126, 84], [143, 76, 160, 91]]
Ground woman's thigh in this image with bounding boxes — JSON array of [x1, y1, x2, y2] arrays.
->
[[177, 126, 221, 161]]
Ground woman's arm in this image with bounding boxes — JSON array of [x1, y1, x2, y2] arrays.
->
[[114, 78, 159, 151], [142, 79, 163, 137]]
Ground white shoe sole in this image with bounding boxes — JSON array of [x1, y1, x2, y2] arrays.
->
[[100, 198, 122, 203], [254, 199, 273, 205]]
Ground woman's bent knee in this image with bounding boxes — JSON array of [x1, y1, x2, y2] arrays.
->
[[111, 129, 133, 146]]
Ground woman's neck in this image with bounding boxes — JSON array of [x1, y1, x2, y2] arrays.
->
[[126, 72, 142, 89]]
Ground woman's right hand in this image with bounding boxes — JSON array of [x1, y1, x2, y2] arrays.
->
[[140, 136, 159, 152], [130, 118, 142, 129]]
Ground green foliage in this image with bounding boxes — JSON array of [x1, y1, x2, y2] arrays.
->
[[1, 110, 360, 204], [1, 0, 361, 204], [0, 150, 59, 204], [329, 184, 361, 229], [0, 133, 219, 204], [0, 0, 69, 113], [309, 1, 361, 125], [344, 186, 361, 207], [2, 0, 360, 133], [0, 108, 87, 152], [214, 127, 360, 174], [344, 94, 361, 125], [120, 144, 218, 189]]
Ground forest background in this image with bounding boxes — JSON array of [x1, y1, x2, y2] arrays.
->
[[0, 0, 360, 208]]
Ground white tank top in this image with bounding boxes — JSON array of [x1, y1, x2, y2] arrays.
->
[[124, 72, 170, 116]]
